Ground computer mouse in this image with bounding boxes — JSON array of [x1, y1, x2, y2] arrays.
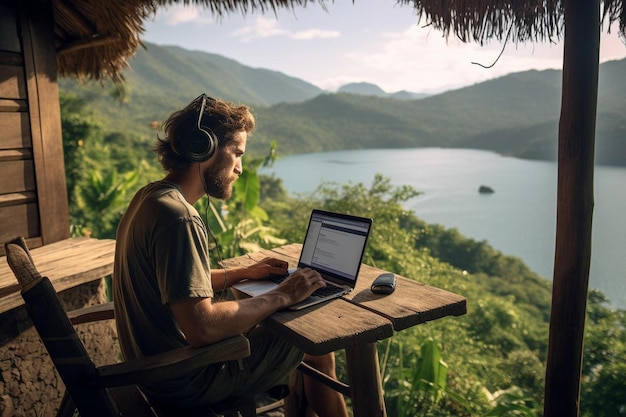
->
[[371, 273, 396, 295]]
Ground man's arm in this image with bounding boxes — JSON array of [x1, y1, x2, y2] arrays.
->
[[169, 267, 325, 347], [209, 257, 289, 291]]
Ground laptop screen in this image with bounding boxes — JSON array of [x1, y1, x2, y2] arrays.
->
[[298, 209, 372, 286]]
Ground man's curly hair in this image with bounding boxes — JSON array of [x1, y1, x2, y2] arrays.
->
[[154, 95, 255, 172]]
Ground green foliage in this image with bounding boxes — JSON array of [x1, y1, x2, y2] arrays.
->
[[579, 289, 626, 417], [60, 93, 103, 210], [261, 175, 546, 416], [196, 142, 286, 262], [483, 386, 541, 417], [382, 338, 455, 415], [73, 170, 139, 239], [261, 176, 626, 417]]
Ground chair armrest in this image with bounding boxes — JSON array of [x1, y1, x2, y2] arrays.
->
[[68, 301, 115, 325], [89, 334, 251, 388]]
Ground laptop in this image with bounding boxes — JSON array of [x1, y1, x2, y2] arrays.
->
[[232, 209, 373, 310]]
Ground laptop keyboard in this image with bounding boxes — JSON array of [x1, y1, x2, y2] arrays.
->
[[311, 282, 345, 297]]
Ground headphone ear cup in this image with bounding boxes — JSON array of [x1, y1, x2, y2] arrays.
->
[[183, 127, 217, 162], [172, 93, 218, 162]]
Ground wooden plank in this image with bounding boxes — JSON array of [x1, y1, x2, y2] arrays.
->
[[0, 64, 25, 99], [0, 191, 36, 207], [0, 149, 33, 161], [0, 98, 26, 112], [343, 264, 467, 331], [0, 51, 23, 66], [0, 159, 36, 194], [0, 2, 21, 53], [262, 301, 393, 356], [30, 240, 116, 278], [0, 203, 39, 246], [267, 243, 303, 260], [20, 2, 70, 243], [0, 238, 116, 314], [0, 112, 31, 150]]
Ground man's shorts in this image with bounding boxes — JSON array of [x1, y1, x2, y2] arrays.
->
[[142, 324, 303, 407]]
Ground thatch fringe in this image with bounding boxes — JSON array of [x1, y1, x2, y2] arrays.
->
[[399, 0, 625, 45], [54, 0, 157, 82]]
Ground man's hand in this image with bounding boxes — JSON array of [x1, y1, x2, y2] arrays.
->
[[244, 257, 289, 280], [272, 267, 326, 307]]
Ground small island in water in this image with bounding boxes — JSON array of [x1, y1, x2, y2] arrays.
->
[[479, 185, 495, 194]]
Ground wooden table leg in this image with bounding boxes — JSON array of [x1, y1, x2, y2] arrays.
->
[[345, 342, 387, 417]]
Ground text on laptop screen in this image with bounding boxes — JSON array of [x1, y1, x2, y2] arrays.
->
[[299, 211, 371, 282]]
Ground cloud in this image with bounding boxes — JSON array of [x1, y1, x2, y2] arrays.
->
[[157, 5, 213, 26], [291, 29, 340, 40], [231, 17, 339, 41], [339, 24, 568, 93], [230, 17, 289, 40], [337, 21, 625, 93]]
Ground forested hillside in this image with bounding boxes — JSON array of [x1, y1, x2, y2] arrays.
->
[[59, 42, 626, 166]]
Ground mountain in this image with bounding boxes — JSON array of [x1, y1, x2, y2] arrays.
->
[[59, 42, 326, 139], [338, 82, 429, 100], [59, 43, 626, 166], [338, 82, 387, 96], [124, 43, 325, 106], [248, 60, 626, 165]]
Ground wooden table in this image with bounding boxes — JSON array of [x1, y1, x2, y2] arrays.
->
[[0, 237, 116, 314], [224, 244, 467, 417]]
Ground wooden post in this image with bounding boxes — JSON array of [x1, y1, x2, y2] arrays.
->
[[543, 0, 599, 416], [345, 342, 386, 417]]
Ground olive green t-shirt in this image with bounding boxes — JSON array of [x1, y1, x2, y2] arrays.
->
[[113, 181, 213, 361]]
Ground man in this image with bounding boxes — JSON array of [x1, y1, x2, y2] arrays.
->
[[113, 94, 348, 417]]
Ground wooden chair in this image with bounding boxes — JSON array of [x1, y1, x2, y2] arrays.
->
[[4, 237, 285, 417]]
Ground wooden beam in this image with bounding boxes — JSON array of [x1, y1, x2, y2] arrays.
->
[[543, 0, 599, 416], [20, 1, 70, 244]]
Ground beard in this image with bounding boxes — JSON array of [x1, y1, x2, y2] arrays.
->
[[201, 155, 236, 200]]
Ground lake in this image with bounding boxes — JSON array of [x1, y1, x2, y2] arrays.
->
[[260, 148, 626, 310]]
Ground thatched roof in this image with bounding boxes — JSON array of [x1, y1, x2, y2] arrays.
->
[[400, 0, 625, 44], [52, 0, 316, 82]]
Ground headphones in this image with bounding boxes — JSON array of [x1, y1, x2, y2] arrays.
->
[[173, 94, 218, 162]]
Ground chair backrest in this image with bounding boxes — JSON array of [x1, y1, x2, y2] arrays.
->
[[4, 237, 120, 417]]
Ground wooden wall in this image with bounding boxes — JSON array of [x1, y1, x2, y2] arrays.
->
[[0, 0, 70, 255]]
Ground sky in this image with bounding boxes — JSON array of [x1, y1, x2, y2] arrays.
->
[[142, 0, 626, 95]]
